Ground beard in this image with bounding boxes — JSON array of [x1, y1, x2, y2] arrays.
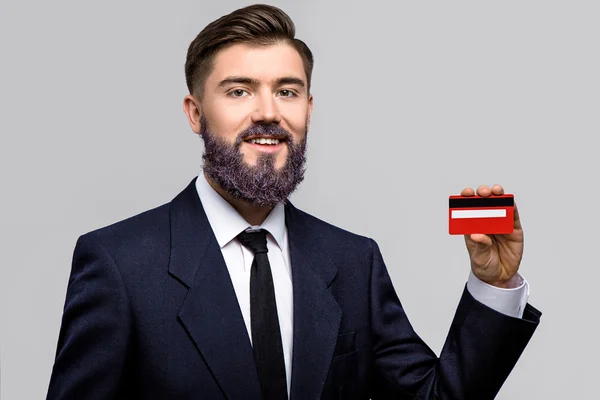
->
[[200, 116, 308, 207]]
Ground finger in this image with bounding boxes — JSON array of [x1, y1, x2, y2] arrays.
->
[[476, 185, 491, 197], [469, 233, 493, 247], [461, 187, 475, 196], [491, 184, 504, 195]]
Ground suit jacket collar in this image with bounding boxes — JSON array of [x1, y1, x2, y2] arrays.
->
[[168, 178, 341, 399], [285, 202, 342, 399], [168, 177, 262, 399]]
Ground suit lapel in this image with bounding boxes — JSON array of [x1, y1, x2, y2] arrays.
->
[[286, 203, 342, 400], [168, 178, 262, 399]]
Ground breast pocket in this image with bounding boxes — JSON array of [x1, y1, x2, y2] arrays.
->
[[333, 331, 356, 357]]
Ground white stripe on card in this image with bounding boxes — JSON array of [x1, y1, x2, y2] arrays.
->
[[451, 209, 506, 219]]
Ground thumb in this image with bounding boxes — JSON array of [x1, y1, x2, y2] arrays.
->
[[469, 233, 493, 247]]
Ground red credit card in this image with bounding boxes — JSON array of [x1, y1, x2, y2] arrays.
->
[[449, 194, 514, 235]]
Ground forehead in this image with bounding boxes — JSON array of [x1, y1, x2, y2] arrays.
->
[[208, 42, 307, 84]]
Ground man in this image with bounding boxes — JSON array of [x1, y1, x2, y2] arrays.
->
[[47, 4, 541, 399]]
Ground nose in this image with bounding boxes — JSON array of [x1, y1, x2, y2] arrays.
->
[[251, 91, 282, 125]]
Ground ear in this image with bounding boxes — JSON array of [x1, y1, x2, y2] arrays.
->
[[183, 94, 202, 135], [307, 93, 314, 130]]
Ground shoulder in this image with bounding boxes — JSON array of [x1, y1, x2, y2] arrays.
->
[[286, 203, 375, 253], [77, 202, 171, 260]]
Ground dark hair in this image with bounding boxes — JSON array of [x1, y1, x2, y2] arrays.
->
[[185, 4, 313, 97]]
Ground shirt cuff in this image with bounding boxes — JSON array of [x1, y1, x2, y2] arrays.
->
[[466, 270, 530, 319]]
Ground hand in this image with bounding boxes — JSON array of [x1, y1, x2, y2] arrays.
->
[[461, 184, 523, 288]]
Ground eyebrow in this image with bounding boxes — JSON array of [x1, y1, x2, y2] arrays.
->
[[218, 76, 306, 89]]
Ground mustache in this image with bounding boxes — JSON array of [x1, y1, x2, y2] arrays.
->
[[236, 123, 294, 144]]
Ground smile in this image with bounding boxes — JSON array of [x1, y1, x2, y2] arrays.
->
[[242, 135, 287, 153], [246, 137, 281, 145]]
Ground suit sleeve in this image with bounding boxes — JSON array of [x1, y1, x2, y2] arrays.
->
[[367, 239, 541, 400], [46, 233, 132, 400]]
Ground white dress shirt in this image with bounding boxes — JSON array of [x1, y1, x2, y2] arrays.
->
[[195, 172, 530, 395]]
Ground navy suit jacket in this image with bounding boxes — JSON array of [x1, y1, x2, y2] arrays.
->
[[47, 178, 541, 399]]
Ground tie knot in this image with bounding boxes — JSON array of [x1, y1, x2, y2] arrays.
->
[[236, 229, 269, 255]]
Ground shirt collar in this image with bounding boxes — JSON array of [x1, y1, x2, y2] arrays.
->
[[195, 172, 286, 249]]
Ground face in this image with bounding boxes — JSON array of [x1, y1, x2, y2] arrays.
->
[[184, 42, 314, 206]]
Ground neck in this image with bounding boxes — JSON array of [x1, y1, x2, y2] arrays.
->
[[204, 172, 274, 226]]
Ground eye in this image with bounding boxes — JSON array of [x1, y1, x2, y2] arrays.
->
[[228, 89, 249, 98], [277, 89, 297, 98]]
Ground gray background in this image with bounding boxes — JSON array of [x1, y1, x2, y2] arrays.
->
[[1, 0, 598, 398]]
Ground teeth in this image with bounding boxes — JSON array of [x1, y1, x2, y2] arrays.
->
[[248, 138, 280, 145]]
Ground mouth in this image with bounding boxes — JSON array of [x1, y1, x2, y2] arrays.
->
[[242, 135, 288, 153]]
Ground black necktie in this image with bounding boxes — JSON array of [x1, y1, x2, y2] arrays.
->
[[236, 229, 288, 400]]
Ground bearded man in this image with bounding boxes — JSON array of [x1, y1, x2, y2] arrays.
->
[[47, 4, 541, 400]]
